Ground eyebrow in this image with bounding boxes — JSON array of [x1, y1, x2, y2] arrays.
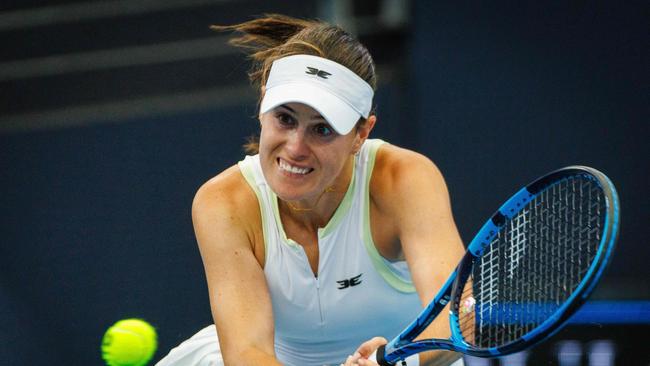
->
[[278, 104, 325, 120]]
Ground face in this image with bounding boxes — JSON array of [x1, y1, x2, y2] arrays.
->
[[258, 103, 372, 203]]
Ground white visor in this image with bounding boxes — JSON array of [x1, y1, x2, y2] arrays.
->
[[260, 54, 374, 135]]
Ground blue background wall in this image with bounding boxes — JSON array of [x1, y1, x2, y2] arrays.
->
[[409, 2, 647, 284], [1, 1, 647, 364]]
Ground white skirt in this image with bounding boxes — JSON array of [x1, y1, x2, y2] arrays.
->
[[155, 324, 466, 366], [155, 325, 223, 366]]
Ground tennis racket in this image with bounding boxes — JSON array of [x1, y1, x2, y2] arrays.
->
[[376, 166, 620, 365]]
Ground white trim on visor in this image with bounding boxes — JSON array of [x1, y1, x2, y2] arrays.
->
[[260, 54, 374, 135]]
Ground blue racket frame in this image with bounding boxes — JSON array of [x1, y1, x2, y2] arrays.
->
[[377, 166, 620, 365]]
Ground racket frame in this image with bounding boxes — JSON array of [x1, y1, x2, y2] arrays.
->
[[377, 166, 620, 365]]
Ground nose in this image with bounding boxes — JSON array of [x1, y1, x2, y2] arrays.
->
[[284, 128, 310, 160]]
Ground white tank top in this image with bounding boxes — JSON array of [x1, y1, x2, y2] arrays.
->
[[238, 139, 422, 366]]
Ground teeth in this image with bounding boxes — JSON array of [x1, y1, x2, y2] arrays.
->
[[279, 159, 310, 175]]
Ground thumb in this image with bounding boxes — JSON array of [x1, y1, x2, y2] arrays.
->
[[356, 337, 388, 358]]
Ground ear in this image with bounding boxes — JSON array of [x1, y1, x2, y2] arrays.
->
[[352, 115, 377, 154]]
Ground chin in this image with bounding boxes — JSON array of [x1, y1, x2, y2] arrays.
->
[[270, 182, 307, 201]]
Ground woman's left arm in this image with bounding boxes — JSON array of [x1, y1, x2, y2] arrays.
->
[[390, 147, 465, 365], [349, 144, 466, 366]]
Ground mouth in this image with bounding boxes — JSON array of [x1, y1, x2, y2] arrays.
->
[[277, 158, 314, 175]]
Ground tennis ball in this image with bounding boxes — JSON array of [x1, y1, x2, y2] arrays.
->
[[101, 318, 157, 366]]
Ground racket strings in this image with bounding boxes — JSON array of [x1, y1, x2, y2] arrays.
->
[[457, 176, 605, 349]]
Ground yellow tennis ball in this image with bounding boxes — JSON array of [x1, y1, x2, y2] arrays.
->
[[101, 318, 157, 366]]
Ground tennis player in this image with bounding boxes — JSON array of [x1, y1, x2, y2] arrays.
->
[[156, 14, 465, 366]]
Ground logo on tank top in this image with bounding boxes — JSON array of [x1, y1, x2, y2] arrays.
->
[[336, 273, 363, 289]]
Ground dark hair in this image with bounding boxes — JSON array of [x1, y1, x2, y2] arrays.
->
[[211, 14, 377, 154]]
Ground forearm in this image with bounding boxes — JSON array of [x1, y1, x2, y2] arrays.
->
[[419, 350, 461, 366], [413, 304, 461, 366], [224, 346, 283, 366]]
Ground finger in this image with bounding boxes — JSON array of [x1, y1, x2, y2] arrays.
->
[[356, 337, 388, 358], [357, 357, 380, 366], [343, 352, 362, 366]]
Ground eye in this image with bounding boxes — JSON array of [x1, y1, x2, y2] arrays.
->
[[313, 123, 334, 137], [274, 112, 295, 127]]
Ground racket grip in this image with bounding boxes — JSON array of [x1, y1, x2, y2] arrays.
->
[[375, 346, 419, 366], [376, 345, 392, 366]]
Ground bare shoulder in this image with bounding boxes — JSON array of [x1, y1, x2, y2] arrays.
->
[[192, 164, 262, 254], [193, 164, 257, 218], [370, 143, 448, 210]]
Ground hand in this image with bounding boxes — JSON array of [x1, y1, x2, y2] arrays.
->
[[341, 337, 387, 366]]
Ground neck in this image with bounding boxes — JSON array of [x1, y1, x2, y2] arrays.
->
[[285, 186, 336, 212]]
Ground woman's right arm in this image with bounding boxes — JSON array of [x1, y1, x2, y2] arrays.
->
[[192, 167, 281, 365]]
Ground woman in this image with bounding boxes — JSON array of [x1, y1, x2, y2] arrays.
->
[[157, 14, 465, 366]]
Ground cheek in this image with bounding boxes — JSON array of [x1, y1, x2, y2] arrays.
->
[[323, 151, 352, 174], [258, 126, 275, 152]]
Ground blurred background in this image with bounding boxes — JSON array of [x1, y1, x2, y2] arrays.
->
[[1, 0, 647, 365]]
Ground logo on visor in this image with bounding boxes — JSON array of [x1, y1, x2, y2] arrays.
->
[[306, 66, 332, 79]]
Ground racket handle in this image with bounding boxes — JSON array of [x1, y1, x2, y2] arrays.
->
[[376, 345, 391, 366], [375, 345, 420, 366]]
